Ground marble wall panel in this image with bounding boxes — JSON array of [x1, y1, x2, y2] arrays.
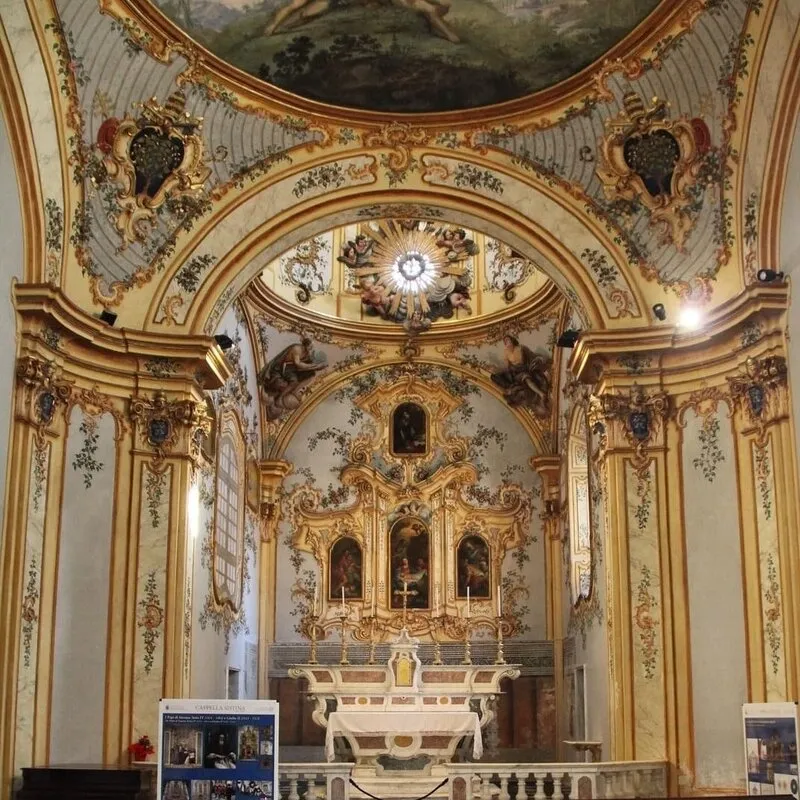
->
[[625, 459, 666, 761], [14, 441, 49, 773], [752, 436, 786, 701], [50, 408, 115, 763], [132, 463, 172, 741], [682, 404, 747, 789]]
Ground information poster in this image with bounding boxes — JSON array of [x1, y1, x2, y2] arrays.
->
[[743, 702, 799, 797], [158, 699, 279, 800]]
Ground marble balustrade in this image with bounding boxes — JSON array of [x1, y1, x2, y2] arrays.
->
[[278, 760, 668, 800]]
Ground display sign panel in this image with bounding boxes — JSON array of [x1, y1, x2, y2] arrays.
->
[[743, 702, 799, 798], [158, 699, 278, 800]]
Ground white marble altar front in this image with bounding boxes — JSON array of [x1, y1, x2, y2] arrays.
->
[[290, 627, 519, 792]]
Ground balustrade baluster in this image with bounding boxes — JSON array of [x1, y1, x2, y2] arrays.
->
[[288, 777, 300, 800], [499, 773, 510, 800], [552, 773, 563, 800], [533, 771, 548, 800]]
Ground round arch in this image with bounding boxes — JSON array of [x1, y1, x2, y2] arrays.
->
[[144, 155, 648, 335], [264, 357, 552, 459]]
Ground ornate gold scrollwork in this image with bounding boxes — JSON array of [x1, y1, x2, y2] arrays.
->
[[15, 356, 73, 438], [130, 391, 211, 465], [726, 355, 788, 441], [286, 373, 532, 643], [588, 384, 670, 466], [596, 92, 710, 249], [99, 90, 211, 246]]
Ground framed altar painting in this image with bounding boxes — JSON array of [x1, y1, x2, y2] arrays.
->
[[456, 534, 491, 598], [389, 516, 430, 609], [329, 537, 363, 599], [390, 402, 428, 456]]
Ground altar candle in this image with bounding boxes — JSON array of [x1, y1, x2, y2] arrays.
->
[[341, 585, 346, 614], [313, 584, 318, 616], [466, 586, 470, 618], [497, 585, 502, 617], [404, 580, 408, 595]]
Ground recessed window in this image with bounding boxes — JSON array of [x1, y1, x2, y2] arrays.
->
[[214, 409, 245, 609], [568, 407, 592, 604]]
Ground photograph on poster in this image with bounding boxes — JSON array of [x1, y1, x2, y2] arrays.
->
[[159, 700, 278, 800], [743, 703, 799, 799]]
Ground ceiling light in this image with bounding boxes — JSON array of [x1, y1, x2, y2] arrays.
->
[[652, 303, 666, 321], [214, 334, 234, 351], [678, 307, 703, 331], [99, 309, 117, 326]]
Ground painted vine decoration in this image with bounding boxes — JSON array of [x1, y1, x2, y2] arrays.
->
[[634, 564, 659, 680], [137, 570, 164, 674], [692, 414, 725, 483], [764, 553, 782, 676], [21, 555, 40, 669], [72, 415, 104, 489]]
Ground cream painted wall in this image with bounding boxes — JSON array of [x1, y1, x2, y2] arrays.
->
[[0, 107, 23, 547], [781, 115, 800, 483], [50, 408, 115, 764], [682, 406, 747, 790]]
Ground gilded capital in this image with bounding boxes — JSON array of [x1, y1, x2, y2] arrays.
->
[[257, 459, 292, 543], [726, 355, 788, 439], [130, 391, 211, 464], [14, 356, 72, 435], [588, 384, 670, 463]]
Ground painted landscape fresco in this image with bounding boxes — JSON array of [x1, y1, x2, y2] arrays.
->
[[150, 0, 662, 113]]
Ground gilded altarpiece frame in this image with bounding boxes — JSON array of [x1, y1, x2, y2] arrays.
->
[[287, 373, 531, 642]]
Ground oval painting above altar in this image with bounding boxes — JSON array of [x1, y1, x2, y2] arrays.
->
[[389, 517, 430, 609], [329, 536, 363, 599]]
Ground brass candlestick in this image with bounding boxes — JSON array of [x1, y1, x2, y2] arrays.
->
[[368, 616, 377, 665], [339, 612, 350, 665], [495, 616, 506, 665], [462, 619, 472, 665], [433, 631, 443, 666], [308, 616, 319, 665]]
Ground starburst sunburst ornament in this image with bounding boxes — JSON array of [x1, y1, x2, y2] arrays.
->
[[343, 220, 476, 325]]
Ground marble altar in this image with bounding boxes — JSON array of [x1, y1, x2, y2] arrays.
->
[[289, 627, 519, 772]]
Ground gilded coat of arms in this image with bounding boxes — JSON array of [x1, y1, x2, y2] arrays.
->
[[97, 90, 211, 246], [596, 92, 711, 249]]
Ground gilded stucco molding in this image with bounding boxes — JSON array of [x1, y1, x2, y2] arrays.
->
[[257, 460, 293, 544], [726, 354, 788, 443], [14, 356, 73, 440], [129, 391, 211, 467], [588, 384, 671, 468]]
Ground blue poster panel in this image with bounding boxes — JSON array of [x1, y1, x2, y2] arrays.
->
[[743, 702, 799, 798], [158, 699, 279, 800]]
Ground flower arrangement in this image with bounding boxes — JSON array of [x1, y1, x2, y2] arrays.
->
[[128, 735, 155, 762]]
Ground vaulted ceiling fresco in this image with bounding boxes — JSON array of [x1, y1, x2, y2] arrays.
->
[[258, 219, 550, 328], [149, 0, 663, 113]]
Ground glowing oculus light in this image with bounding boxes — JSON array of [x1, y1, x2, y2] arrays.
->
[[390, 251, 438, 293]]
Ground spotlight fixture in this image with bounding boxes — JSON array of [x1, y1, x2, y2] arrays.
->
[[678, 306, 703, 331], [99, 309, 117, 326], [556, 329, 580, 348], [652, 303, 666, 321], [757, 269, 785, 283], [214, 334, 234, 351]]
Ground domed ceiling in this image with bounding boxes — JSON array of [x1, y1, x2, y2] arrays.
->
[[258, 218, 551, 329], [149, 0, 663, 113]]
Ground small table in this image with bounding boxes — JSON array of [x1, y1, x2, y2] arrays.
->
[[563, 740, 603, 762]]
